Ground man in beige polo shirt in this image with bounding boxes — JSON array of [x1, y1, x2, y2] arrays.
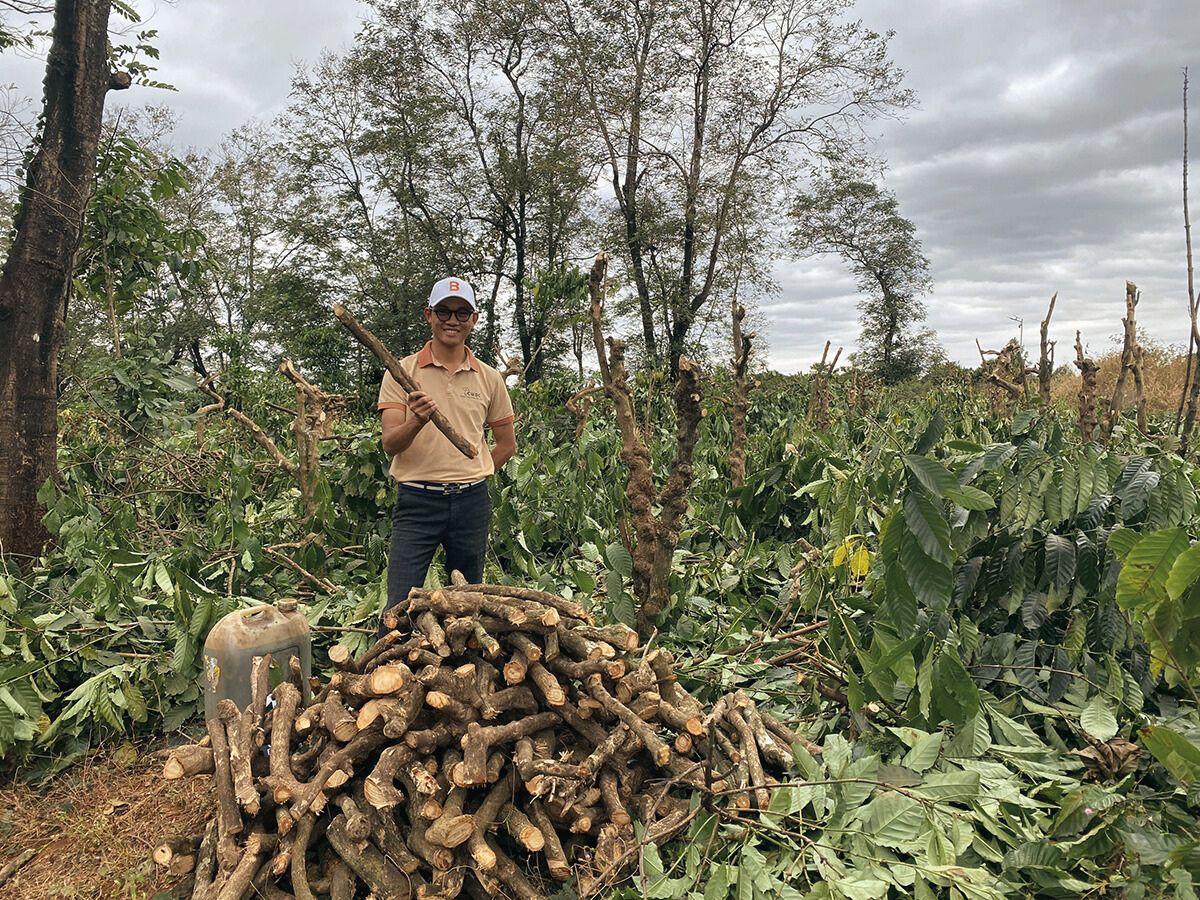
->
[[376, 276, 516, 631]]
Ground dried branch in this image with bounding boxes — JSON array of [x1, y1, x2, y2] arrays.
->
[[565, 385, 603, 440], [333, 303, 477, 459], [198, 379, 297, 477], [1038, 293, 1057, 406]]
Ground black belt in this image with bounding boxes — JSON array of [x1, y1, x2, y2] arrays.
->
[[400, 479, 487, 495]]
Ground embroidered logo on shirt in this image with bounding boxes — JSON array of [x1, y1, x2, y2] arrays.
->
[[462, 389, 484, 401]]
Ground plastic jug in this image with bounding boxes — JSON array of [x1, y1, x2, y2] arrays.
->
[[202, 599, 312, 720]]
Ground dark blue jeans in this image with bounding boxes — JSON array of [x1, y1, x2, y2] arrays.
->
[[382, 480, 491, 634]]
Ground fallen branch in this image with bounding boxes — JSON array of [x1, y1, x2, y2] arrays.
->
[[0, 849, 36, 889], [198, 379, 296, 476], [264, 546, 338, 595]]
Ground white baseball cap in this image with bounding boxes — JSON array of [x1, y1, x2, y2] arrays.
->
[[428, 276, 477, 310]]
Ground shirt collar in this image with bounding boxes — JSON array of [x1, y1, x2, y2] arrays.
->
[[416, 341, 480, 373]]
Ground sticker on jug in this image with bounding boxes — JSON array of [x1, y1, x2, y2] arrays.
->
[[205, 655, 220, 691]]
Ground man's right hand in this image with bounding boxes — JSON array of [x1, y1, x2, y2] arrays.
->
[[382, 393, 436, 457], [407, 390, 438, 424]]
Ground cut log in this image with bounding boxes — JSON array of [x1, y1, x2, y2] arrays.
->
[[364, 744, 411, 811], [527, 662, 565, 706], [500, 803, 544, 852], [328, 643, 359, 673], [226, 711, 260, 816], [503, 649, 529, 686], [585, 675, 670, 767], [528, 801, 570, 882], [162, 744, 214, 780], [465, 584, 591, 622], [290, 814, 319, 900], [327, 813, 417, 897], [215, 831, 277, 900], [207, 702, 243, 874], [153, 834, 200, 869], [338, 663, 413, 699], [191, 820, 218, 897], [323, 690, 358, 743], [572, 624, 638, 652], [425, 782, 475, 849]]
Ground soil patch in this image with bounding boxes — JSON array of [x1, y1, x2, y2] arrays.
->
[[0, 736, 213, 899]]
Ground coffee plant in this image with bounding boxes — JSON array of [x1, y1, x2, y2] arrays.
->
[[4, 347, 1200, 897]]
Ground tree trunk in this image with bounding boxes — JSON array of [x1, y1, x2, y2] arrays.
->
[[1100, 281, 1139, 444], [1074, 331, 1099, 443], [0, 0, 124, 563], [1038, 293, 1056, 406], [882, 309, 897, 377], [1179, 69, 1200, 450], [588, 253, 702, 638], [621, 24, 657, 369], [728, 298, 751, 488], [667, 310, 691, 381]]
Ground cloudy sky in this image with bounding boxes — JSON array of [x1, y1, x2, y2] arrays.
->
[[0, 0, 1194, 372]]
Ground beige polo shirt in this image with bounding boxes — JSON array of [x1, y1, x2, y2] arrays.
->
[[377, 342, 515, 483]]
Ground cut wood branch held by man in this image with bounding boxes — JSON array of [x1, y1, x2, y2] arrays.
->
[[333, 302, 476, 460]]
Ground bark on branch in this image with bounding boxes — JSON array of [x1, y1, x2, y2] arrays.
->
[[1075, 331, 1099, 442], [587, 253, 704, 637], [333, 303, 477, 459]]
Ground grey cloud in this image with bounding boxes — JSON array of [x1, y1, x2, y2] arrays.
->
[[0, 0, 1192, 375], [1, 0, 368, 149], [760, 0, 1197, 369]]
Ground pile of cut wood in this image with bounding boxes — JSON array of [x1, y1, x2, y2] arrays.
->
[[159, 583, 814, 899]]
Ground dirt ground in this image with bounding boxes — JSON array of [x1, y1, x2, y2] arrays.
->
[[0, 737, 213, 899]]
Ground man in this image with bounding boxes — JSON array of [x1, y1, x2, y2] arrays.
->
[[377, 276, 516, 631]]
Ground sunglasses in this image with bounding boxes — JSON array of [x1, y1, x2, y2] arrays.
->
[[432, 306, 474, 323]]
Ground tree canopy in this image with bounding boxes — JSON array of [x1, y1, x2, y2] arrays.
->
[[792, 169, 939, 382]]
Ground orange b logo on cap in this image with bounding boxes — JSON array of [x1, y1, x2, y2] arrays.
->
[[449, 280, 459, 291]]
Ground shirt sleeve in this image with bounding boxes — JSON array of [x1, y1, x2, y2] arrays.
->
[[486, 371, 515, 427], [377, 371, 408, 414]]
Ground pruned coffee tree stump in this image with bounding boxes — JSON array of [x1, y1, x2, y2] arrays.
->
[[1100, 281, 1147, 442], [729, 300, 756, 485], [806, 341, 841, 431], [1075, 331, 1100, 442]]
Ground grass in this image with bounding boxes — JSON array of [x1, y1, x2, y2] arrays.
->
[[0, 737, 211, 899], [1049, 341, 1193, 416]]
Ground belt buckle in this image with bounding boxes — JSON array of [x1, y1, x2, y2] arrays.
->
[[444, 482, 464, 496]]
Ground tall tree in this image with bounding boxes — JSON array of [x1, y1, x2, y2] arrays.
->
[[0, 0, 129, 561], [354, 0, 594, 380], [791, 169, 937, 383], [283, 55, 428, 358], [64, 112, 203, 374], [554, 0, 911, 376]]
